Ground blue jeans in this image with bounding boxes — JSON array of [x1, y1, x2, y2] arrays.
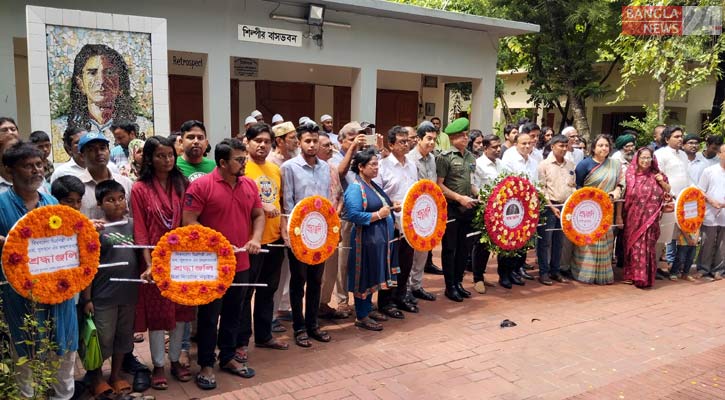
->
[[671, 245, 696, 276], [665, 239, 677, 264], [354, 296, 373, 320], [536, 208, 562, 277]]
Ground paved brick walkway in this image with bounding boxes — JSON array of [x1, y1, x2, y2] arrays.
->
[[98, 256, 725, 400]]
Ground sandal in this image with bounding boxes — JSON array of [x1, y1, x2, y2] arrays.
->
[[150, 371, 168, 390], [195, 373, 216, 390], [381, 306, 405, 319], [221, 360, 256, 379], [271, 320, 287, 333], [178, 350, 190, 369], [233, 347, 248, 363], [110, 379, 132, 395], [307, 328, 331, 342], [255, 337, 289, 350], [621, 280, 633, 285], [170, 363, 192, 382], [355, 317, 383, 331], [133, 333, 144, 343], [294, 330, 311, 348], [368, 310, 388, 322], [93, 381, 114, 400]]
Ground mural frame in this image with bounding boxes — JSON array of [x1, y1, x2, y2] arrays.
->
[[25, 5, 169, 161]]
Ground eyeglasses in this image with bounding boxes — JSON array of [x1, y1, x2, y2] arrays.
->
[[232, 157, 247, 164], [18, 162, 45, 171]]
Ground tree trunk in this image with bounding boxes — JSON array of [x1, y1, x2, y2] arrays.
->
[[566, 86, 590, 139], [658, 80, 666, 123]]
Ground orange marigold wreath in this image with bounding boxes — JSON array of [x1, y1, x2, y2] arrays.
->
[[1, 205, 100, 304], [151, 225, 237, 306], [401, 179, 448, 251], [287, 195, 340, 264], [561, 187, 613, 246], [676, 186, 706, 234]]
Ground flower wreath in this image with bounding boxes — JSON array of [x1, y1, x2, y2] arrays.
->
[[675, 186, 706, 234], [151, 225, 237, 306], [561, 187, 613, 246], [474, 174, 545, 256], [1, 205, 100, 304], [287, 195, 340, 264], [401, 179, 448, 251]]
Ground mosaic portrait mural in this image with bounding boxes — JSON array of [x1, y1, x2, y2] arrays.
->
[[46, 25, 154, 162]]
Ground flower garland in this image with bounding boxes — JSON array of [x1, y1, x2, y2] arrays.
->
[[676, 186, 706, 234], [1, 205, 100, 304], [401, 179, 448, 251], [287, 195, 340, 264], [151, 225, 237, 306], [473, 174, 545, 256], [561, 187, 613, 246]]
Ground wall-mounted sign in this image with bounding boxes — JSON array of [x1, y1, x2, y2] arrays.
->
[[231, 57, 259, 78], [238, 24, 302, 47], [168, 51, 207, 77]]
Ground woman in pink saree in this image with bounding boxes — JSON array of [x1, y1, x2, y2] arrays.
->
[[623, 147, 671, 288]]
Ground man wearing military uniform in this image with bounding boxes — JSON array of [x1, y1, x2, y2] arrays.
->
[[436, 118, 479, 302]]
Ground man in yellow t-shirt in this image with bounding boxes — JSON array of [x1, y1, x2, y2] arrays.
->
[[237, 123, 289, 357]]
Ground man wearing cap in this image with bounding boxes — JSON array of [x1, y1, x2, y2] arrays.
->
[[611, 133, 636, 174], [320, 115, 339, 148], [251, 110, 264, 123], [76, 132, 133, 219], [244, 116, 258, 132], [50, 127, 120, 183], [536, 135, 575, 286], [271, 114, 284, 126], [267, 122, 300, 168], [177, 120, 216, 182], [436, 117, 478, 302]]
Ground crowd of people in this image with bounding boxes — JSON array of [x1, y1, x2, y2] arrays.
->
[[0, 112, 723, 399]]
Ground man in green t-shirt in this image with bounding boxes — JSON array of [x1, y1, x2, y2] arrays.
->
[[176, 120, 216, 181]]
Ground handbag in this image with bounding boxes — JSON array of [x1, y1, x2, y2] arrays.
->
[[79, 315, 103, 371]]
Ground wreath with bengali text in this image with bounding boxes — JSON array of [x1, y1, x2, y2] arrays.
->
[[676, 186, 706, 234], [401, 179, 448, 251], [561, 187, 613, 246], [287, 196, 341, 264], [473, 174, 545, 256], [151, 225, 237, 306], [1, 205, 100, 304]]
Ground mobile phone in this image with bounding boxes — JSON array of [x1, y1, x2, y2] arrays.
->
[[365, 134, 376, 146]]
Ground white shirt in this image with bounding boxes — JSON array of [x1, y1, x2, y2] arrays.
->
[[501, 147, 538, 183], [78, 168, 133, 219], [688, 152, 718, 186], [474, 155, 503, 189], [698, 163, 725, 226], [565, 148, 584, 166], [50, 158, 120, 183], [530, 147, 543, 163], [654, 146, 691, 196], [374, 154, 418, 225]]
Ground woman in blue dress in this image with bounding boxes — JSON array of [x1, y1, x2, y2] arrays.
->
[[343, 148, 395, 331]]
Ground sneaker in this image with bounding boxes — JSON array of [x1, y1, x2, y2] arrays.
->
[[669, 275, 678, 281], [703, 275, 715, 282], [714, 272, 723, 281], [473, 281, 486, 294]]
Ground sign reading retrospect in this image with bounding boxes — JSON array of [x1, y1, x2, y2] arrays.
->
[[238, 25, 303, 47]]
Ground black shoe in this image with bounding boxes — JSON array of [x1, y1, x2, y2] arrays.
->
[[404, 292, 419, 305], [396, 299, 419, 313], [524, 263, 536, 271], [122, 353, 149, 374], [510, 273, 525, 286], [444, 287, 463, 302], [517, 267, 535, 280], [425, 264, 444, 275], [499, 278, 512, 289], [456, 283, 471, 298], [411, 288, 436, 301], [538, 276, 553, 286], [560, 269, 574, 279]]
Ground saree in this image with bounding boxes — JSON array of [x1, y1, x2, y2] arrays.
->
[[343, 175, 395, 300], [623, 149, 667, 288], [572, 157, 622, 284]]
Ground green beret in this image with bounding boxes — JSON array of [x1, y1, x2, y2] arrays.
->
[[683, 133, 701, 143], [443, 117, 470, 135], [614, 134, 635, 150]]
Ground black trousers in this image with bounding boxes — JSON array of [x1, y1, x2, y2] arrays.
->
[[497, 252, 525, 280], [237, 240, 285, 347], [197, 270, 249, 368], [379, 230, 414, 308], [287, 249, 324, 333], [472, 242, 490, 283], [441, 207, 474, 288]]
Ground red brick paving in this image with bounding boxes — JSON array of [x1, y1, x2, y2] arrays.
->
[[84, 254, 725, 399]]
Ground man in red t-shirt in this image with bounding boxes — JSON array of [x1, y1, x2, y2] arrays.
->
[[183, 138, 264, 390]]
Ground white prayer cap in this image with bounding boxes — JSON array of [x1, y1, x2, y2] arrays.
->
[[251, 110, 263, 118], [272, 114, 284, 124], [320, 114, 332, 122], [299, 116, 311, 125], [561, 126, 577, 136], [244, 116, 257, 125]]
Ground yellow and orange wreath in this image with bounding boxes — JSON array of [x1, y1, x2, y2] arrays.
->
[[401, 179, 448, 251], [287, 195, 340, 264], [151, 226, 237, 306], [1, 205, 100, 304], [561, 187, 614, 246], [676, 186, 706, 234]]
